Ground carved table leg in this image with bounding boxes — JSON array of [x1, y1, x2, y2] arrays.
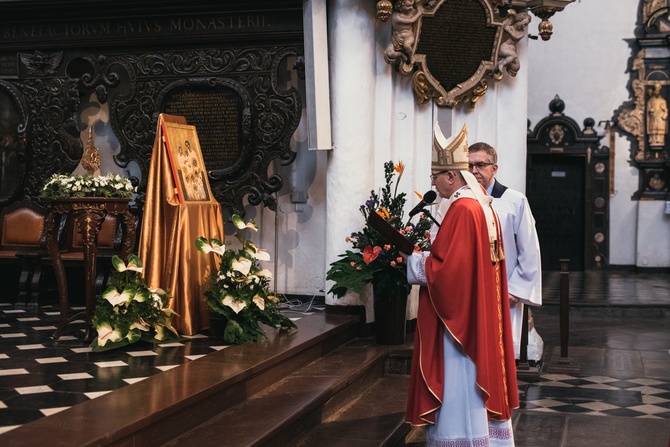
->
[[119, 209, 137, 260], [46, 211, 68, 340], [74, 207, 106, 342]]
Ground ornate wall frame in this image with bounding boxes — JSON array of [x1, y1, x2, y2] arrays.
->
[[0, 80, 30, 205], [380, 0, 575, 107], [383, 0, 531, 108]]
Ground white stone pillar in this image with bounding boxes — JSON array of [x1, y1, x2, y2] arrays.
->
[[326, 0, 379, 310]]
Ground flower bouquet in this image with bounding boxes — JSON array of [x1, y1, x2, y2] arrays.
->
[[41, 172, 135, 199], [196, 214, 297, 344], [90, 254, 180, 351], [326, 160, 433, 300]]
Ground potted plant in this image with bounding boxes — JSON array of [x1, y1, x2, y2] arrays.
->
[[90, 254, 180, 351], [326, 160, 432, 344], [195, 214, 297, 344]]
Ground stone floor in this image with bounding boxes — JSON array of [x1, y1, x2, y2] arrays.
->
[[1, 270, 669, 446], [512, 270, 670, 447]]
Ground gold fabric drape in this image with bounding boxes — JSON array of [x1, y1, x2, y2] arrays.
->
[[138, 114, 224, 335]]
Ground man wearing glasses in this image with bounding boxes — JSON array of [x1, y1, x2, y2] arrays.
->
[[468, 142, 543, 364]]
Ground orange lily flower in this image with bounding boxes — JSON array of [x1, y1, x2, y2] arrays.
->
[[376, 207, 390, 219]]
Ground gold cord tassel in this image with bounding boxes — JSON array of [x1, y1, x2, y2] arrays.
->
[[490, 240, 505, 264]]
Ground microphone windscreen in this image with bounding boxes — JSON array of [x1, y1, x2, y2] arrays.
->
[[423, 190, 437, 203]]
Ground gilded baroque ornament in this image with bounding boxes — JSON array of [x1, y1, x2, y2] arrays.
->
[[616, 49, 646, 162], [383, 0, 532, 108], [615, 0, 670, 200]]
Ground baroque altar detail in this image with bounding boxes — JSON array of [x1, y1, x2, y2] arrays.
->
[[615, 0, 670, 199], [0, 1, 304, 215]]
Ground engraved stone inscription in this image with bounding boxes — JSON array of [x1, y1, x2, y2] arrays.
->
[[0, 10, 303, 49], [0, 56, 17, 78], [417, 0, 495, 92], [164, 88, 243, 171]]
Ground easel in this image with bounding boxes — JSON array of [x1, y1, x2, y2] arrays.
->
[[137, 113, 224, 335]]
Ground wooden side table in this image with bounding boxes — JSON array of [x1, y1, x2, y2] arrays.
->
[[44, 198, 136, 341]]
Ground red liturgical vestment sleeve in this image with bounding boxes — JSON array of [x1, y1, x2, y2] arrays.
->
[[405, 197, 519, 425]]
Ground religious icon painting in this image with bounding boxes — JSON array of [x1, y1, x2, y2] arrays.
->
[[161, 121, 214, 204]]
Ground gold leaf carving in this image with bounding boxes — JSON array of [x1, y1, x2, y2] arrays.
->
[[413, 71, 431, 104]]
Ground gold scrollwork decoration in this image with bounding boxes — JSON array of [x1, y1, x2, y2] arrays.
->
[[412, 70, 432, 104], [72, 203, 107, 211], [468, 79, 489, 108]]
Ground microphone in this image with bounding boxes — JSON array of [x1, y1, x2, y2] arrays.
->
[[408, 190, 437, 217]]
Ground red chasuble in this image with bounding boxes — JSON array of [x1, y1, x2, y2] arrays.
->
[[405, 196, 519, 425]]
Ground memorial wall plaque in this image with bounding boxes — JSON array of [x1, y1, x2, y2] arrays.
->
[[416, 1, 495, 93], [0, 55, 17, 78], [383, 0, 530, 108], [163, 87, 245, 172]]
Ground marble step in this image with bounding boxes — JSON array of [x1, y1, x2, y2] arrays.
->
[[163, 339, 403, 446], [0, 312, 360, 447]]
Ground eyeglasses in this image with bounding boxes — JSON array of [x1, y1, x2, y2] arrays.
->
[[468, 162, 494, 170], [430, 170, 449, 181]]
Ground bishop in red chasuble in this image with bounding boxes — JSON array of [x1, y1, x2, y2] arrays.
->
[[404, 123, 518, 446]]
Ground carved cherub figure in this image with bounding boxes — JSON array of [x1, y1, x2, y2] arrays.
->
[[496, 10, 531, 77], [384, 0, 421, 70]]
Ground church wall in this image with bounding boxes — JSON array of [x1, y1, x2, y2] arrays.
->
[[637, 200, 670, 267], [527, 0, 641, 267], [322, 0, 531, 321], [0, 0, 621, 315]]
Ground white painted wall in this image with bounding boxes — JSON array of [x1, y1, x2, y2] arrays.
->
[[636, 201, 670, 267], [250, 0, 664, 312]]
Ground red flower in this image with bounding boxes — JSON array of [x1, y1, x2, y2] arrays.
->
[[363, 245, 382, 264]]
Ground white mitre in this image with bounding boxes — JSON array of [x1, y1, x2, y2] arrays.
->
[[433, 122, 503, 263]]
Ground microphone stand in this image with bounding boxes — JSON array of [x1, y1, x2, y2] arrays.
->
[[417, 209, 440, 228]]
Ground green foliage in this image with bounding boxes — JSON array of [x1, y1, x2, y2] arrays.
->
[[196, 215, 297, 345], [326, 160, 433, 299], [90, 254, 180, 352]]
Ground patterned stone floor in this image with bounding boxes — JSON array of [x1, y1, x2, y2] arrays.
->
[[0, 301, 319, 434], [0, 270, 669, 445]]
